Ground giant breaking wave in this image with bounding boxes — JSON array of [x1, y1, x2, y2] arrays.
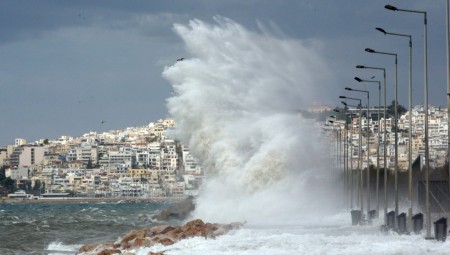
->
[[163, 17, 340, 225]]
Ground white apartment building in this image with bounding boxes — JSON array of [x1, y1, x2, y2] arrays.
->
[[5, 167, 29, 180], [98, 150, 134, 167], [182, 145, 201, 174], [66, 146, 98, 163], [15, 138, 26, 146]]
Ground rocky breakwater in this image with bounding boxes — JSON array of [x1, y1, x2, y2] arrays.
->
[[77, 219, 243, 255]]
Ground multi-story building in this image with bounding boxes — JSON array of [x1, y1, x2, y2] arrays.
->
[[66, 146, 98, 164], [5, 167, 29, 180], [98, 150, 134, 167], [6, 145, 46, 168], [1, 118, 202, 197]]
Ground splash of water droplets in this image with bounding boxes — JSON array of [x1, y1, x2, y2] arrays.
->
[[164, 17, 339, 224]]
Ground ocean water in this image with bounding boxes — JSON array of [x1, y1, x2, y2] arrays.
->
[[2, 202, 450, 254], [0, 201, 173, 255]]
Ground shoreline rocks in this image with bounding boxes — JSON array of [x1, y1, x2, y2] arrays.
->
[[77, 219, 244, 255]]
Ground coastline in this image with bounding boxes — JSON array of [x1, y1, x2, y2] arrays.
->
[[1, 196, 188, 204]]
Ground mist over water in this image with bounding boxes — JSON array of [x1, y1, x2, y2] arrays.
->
[[163, 17, 340, 225]]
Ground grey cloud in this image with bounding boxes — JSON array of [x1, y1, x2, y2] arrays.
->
[[0, 0, 448, 145]]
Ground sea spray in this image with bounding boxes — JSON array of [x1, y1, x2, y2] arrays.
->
[[163, 17, 339, 224]]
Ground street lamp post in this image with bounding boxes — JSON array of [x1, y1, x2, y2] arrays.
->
[[329, 118, 340, 171], [355, 77, 382, 219], [329, 116, 340, 171], [334, 109, 349, 208], [385, 3, 431, 239], [356, 65, 387, 220], [346, 87, 371, 218], [340, 95, 363, 215], [376, 27, 414, 228], [342, 101, 354, 209], [365, 47, 399, 226]]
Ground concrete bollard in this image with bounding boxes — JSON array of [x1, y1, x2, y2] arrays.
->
[[434, 217, 447, 242], [396, 213, 407, 234], [412, 213, 423, 234], [351, 210, 362, 225], [387, 211, 395, 229]]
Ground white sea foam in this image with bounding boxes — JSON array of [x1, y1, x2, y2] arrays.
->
[[131, 218, 450, 255], [46, 241, 80, 254]]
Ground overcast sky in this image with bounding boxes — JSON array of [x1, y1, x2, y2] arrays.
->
[[0, 0, 448, 146]]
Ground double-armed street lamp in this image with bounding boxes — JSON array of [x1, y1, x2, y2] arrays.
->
[[345, 86, 371, 218], [340, 95, 364, 214], [385, 4, 431, 239], [356, 65, 388, 220], [365, 47, 400, 225], [376, 27, 415, 224]]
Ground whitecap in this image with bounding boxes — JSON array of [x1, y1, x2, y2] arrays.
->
[[46, 241, 80, 254]]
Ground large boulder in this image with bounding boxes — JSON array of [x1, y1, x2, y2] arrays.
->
[[78, 242, 115, 254]]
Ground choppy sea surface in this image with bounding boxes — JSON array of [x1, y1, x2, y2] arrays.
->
[[0, 201, 173, 255], [2, 202, 450, 255]]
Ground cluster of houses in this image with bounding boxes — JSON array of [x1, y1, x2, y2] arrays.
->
[[3, 103, 448, 199], [0, 118, 203, 198], [325, 104, 449, 170]]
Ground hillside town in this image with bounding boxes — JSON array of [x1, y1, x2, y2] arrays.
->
[[321, 104, 449, 171], [0, 118, 203, 198], [1, 103, 449, 199]]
